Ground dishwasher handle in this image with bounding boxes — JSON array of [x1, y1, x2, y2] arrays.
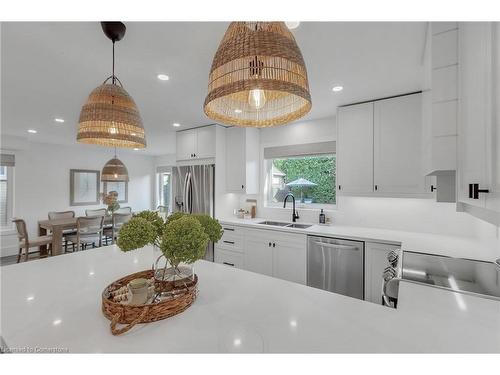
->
[[313, 241, 359, 251]]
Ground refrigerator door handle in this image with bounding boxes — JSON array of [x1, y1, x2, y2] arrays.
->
[[183, 171, 192, 213]]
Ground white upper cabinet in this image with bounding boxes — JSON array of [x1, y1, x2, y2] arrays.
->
[[176, 130, 197, 161], [458, 22, 500, 222], [195, 126, 216, 159], [374, 94, 426, 194], [337, 93, 427, 197], [225, 127, 259, 194], [176, 126, 216, 161], [337, 102, 374, 194]]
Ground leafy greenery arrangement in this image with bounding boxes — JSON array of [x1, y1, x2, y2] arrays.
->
[[117, 210, 223, 271]]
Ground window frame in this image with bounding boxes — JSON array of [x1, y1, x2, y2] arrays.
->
[[262, 152, 337, 211], [156, 170, 172, 212], [0, 165, 15, 232]]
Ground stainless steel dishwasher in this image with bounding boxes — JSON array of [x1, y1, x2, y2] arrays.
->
[[307, 236, 364, 300]]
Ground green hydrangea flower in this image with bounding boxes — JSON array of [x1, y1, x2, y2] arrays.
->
[[160, 215, 209, 267], [192, 214, 223, 243], [116, 217, 156, 252], [133, 210, 165, 239]]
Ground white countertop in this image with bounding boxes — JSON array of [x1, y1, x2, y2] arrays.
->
[[218, 217, 500, 261], [1, 245, 499, 353]]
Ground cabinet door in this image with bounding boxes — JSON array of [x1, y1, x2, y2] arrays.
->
[[243, 229, 273, 276], [458, 23, 491, 208], [374, 94, 425, 194], [272, 235, 307, 284], [364, 242, 400, 305], [196, 127, 216, 159], [337, 103, 374, 193], [176, 130, 196, 161], [486, 22, 500, 214], [225, 127, 246, 192]]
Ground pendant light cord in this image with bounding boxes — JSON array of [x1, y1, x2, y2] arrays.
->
[[112, 41, 116, 84]]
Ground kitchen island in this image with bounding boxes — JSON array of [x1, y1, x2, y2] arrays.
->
[[1, 245, 499, 353]]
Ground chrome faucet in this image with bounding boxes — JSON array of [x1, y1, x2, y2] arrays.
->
[[283, 192, 299, 222]]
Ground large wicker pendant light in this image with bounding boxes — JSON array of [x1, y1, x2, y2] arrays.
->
[[77, 22, 146, 148], [101, 150, 129, 182], [204, 22, 312, 127]]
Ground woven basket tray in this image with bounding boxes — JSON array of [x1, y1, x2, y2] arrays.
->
[[101, 269, 198, 335]]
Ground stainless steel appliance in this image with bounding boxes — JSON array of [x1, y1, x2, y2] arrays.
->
[[307, 236, 364, 300], [172, 164, 215, 260], [382, 250, 500, 308]]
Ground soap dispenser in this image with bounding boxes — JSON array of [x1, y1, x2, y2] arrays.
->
[[319, 209, 326, 224]]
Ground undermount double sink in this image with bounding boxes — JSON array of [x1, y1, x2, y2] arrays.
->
[[257, 221, 312, 229]]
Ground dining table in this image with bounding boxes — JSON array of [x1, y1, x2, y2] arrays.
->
[[38, 216, 113, 256]]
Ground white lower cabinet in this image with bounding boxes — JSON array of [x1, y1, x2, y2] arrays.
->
[[364, 241, 400, 305], [214, 248, 244, 268], [272, 236, 307, 284], [242, 228, 307, 284], [243, 236, 273, 276]]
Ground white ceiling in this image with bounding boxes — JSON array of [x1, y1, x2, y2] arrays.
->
[[1, 22, 426, 155]]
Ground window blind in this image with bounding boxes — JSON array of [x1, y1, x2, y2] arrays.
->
[[263, 141, 336, 159], [0, 154, 15, 167]]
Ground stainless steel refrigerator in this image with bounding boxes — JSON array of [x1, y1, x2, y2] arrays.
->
[[172, 164, 215, 261]]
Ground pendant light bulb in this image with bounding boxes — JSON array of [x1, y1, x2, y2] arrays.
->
[[248, 89, 266, 110]]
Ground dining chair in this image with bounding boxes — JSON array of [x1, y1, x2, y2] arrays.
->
[[115, 206, 132, 214], [48, 210, 75, 220], [65, 216, 104, 251], [12, 218, 53, 262], [85, 208, 107, 216], [103, 213, 132, 245], [48, 211, 76, 252]]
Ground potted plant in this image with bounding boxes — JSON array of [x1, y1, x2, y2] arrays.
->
[[102, 191, 120, 214], [117, 210, 223, 291]]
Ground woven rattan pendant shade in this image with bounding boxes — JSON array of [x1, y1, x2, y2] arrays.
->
[[77, 83, 146, 148], [101, 157, 129, 182], [204, 22, 312, 127]]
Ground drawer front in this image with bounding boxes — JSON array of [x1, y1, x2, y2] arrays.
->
[[214, 248, 244, 268], [219, 224, 244, 252]]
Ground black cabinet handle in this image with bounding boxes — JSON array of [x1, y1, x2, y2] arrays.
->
[[223, 262, 235, 267], [223, 227, 234, 231], [374, 185, 378, 191], [430, 185, 436, 192], [268, 242, 271, 247], [338, 185, 341, 191], [241, 185, 244, 189], [223, 240, 235, 245], [469, 183, 489, 199], [272, 242, 276, 248]]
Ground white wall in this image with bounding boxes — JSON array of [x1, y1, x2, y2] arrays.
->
[[224, 116, 499, 258], [0, 138, 156, 257]]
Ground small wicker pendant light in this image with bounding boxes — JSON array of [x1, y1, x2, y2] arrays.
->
[[204, 22, 312, 127], [77, 22, 146, 148], [101, 152, 129, 182]]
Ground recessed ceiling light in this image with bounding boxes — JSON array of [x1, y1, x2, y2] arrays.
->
[[54, 118, 65, 123], [285, 22, 300, 30], [234, 109, 242, 114], [157, 74, 169, 81], [172, 123, 181, 127], [52, 319, 62, 326], [332, 85, 344, 92], [27, 129, 37, 134], [133, 148, 139, 151]]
